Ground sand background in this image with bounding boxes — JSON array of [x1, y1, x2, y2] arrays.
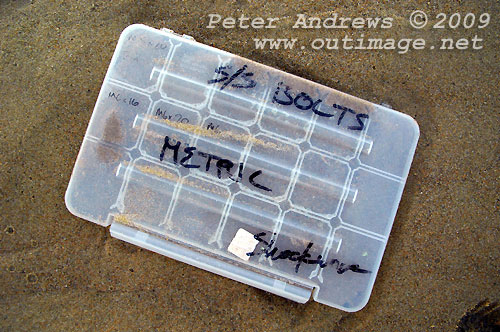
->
[[0, 0, 498, 331]]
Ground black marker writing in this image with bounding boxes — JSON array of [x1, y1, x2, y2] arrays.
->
[[127, 34, 168, 49], [272, 82, 369, 131], [159, 136, 271, 192], [108, 91, 139, 106], [333, 104, 368, 130], [247, 232, 371, 274], [208, 65, 257, 90], [159, 136, 180, 163], [179, 146, 199, 169], [155, 108, 189, 123], [248, 170, 271, 192]]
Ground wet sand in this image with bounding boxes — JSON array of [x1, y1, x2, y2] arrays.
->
[[0, 1, 499, 331]]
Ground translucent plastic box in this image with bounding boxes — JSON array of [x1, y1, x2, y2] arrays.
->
[[65, 24, 419, 312]]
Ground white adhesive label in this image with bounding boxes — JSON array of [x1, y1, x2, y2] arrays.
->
[[228, 228, 259, 261]]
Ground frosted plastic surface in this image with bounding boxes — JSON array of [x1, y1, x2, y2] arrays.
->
[[65, 24, 419, 312]]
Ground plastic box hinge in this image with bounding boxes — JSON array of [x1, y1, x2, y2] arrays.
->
[[160, 28, 195, 41], [109, 222, 313, 303]]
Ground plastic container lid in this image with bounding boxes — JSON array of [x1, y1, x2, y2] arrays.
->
[[65, 24, 419, 312]]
